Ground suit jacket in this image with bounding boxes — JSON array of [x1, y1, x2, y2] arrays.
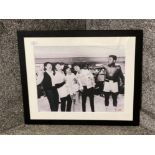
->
[[42, 72, 53, 92], [42, 72, 65, 92]]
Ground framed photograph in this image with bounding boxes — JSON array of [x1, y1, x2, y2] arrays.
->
[[17, 30, 143, 125]]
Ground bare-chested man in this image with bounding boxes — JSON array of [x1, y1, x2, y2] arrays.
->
[[103, 55, 124, 111]]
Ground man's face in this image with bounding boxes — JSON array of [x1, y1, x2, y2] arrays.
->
[[74, 66, 80, 72], [108, 57, 115, 65], [55, 64, 61, 71], [46, 63, 52, 71], [66, 68, 71, 74], [61, 64, 64, 70], [68, 65, 72, 68]]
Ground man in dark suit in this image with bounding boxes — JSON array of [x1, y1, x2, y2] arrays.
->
[[42, 62, 65, 111]]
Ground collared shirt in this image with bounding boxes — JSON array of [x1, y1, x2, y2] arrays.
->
[[65, 73, 83, 95], [54, 71, 69, 98], [76, 69, 95, 89]]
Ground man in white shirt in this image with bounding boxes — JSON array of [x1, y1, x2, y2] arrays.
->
[[54, 63, 72, 112], [73, 64, 95, 112]]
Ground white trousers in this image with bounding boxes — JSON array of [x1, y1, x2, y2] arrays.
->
[[104, 81, 119, 93]]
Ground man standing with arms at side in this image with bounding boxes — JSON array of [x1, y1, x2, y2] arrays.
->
[[73, 64, 95, 112], [103, 55, 124, 111]]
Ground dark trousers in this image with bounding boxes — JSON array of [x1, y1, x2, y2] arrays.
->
[[61, 95, 72, 112], [97, 81, 104, 94], [46, 89, 59, 111], [82, 86, 94, 112], [104, 92, 118, 107]]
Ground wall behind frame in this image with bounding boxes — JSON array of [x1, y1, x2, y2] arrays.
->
[[0, 19, 154, 134]]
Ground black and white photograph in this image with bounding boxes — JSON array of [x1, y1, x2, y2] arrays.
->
[[18, 30, 142, 124], [35, 46, 125, 113]]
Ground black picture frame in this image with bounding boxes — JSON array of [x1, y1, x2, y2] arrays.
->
[[17, 30, 143, 126]]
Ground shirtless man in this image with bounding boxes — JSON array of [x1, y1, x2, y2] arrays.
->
[[103, 55, 124, 111]]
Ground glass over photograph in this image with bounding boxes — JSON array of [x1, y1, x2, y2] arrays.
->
[[35, 46, 125, 113]]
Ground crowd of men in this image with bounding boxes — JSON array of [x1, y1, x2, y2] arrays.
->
[[36, 55, 124, 112]]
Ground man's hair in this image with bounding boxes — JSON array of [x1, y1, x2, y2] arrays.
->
[[73, 63, 88, 69], [81, 63, 88, 69], [72, 63, 81, 68], [59, 62, 65, 66], [109, 55, 117, 61], [63, 65, 70, 75]]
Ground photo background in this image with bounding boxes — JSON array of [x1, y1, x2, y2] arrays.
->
[[35, 46, 125, 72]]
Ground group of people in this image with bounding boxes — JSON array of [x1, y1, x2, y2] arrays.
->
[[36, 55, 124, 112]]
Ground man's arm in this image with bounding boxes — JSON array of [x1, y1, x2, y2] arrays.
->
[[118, 66, 125, 85], [36, 73, 44, 85], [55, 81, 65, 88], [101, 64, 108, 70]]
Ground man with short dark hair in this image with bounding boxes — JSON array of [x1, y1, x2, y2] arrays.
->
[[73, 64, 95, 112], [103, 55, 124, 111], [42, 62, 59, 111]]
